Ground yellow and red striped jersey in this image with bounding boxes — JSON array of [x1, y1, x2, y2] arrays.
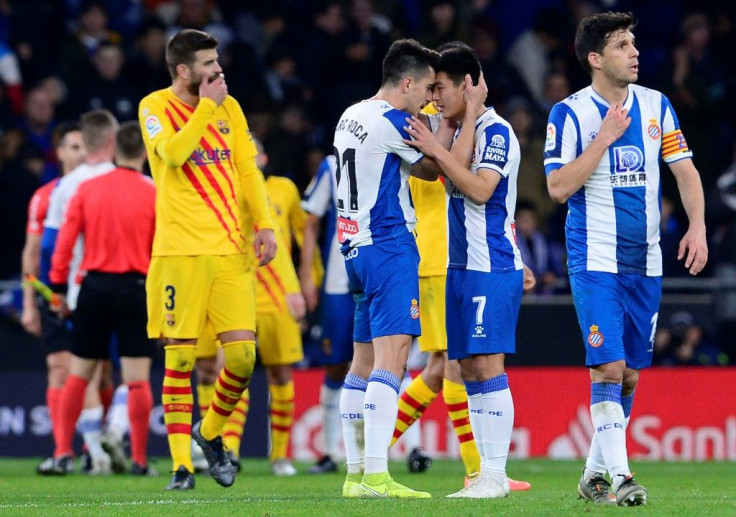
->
[[139, 87, 272, 256]]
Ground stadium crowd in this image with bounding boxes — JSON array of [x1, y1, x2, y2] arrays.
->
[[0, 0, 734, 499]]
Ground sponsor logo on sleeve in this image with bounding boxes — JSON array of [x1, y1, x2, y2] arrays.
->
[[145, 115, 162, 139], [545, 123, 556, 152]]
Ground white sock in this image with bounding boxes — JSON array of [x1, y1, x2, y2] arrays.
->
[[585, 391, 634, 480], [465, 381, 484, 470], [480, 375, 514, 478], [398, 373, 421, 451], [321, 380, 343, 459], [589, 383, 630, 488], [363, 369, 401, 475], [106, 384, 129, 441], [78, 406, 105, 457], [340, 373, 367, 475]]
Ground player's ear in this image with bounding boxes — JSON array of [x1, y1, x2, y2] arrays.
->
[[401, 76, 412, 93], [176, 63, 190, 80], [588, 52, 601, 71]]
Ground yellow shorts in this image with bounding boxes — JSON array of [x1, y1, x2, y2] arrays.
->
[[256, 311, 304, 366], [417, 274, 447, 353], [195, 320, 219, 359], [147, 254, 255, 339]]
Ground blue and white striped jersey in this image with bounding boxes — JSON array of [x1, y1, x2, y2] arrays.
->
[[544, 84, 693, 276], [447, 107, 523, 273], [301, 156, 349, 294], [332, 100, 423, 249]]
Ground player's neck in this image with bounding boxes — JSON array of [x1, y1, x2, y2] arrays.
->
[[591, 77, 629, 105], [372, 88, 407, 113], [454, 104, 487, 125], [85, 150, 114, 165], [172, 83, 199, 107]]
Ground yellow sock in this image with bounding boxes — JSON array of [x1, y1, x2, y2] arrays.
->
[[201, 340, 255, 440], [163, 345, 196, 473], [391, 374, 438, 447], [196, 382, 215, 419], [222, 389, 250, 456], [443, 378, 480, 476], [269, 381, 295, 461]]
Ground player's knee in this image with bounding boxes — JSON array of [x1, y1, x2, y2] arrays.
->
[[223, 341, 256, 378]]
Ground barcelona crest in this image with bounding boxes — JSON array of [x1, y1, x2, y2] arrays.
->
[[217, 120, 230, 134]]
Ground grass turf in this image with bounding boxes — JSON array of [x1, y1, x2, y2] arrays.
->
[[0, 458, 734, 516]]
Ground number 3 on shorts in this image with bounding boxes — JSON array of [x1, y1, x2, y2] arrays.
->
[[165, 284, 176, 311]]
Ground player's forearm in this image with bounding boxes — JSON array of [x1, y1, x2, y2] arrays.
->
[[411, 157, 441, 181], [673, 162, 706, 229], [155, 98, 217, 167], [299, 216, 319, 282], [238, 158, 274, 230], [435, 147, 495, 204], [547, 138, 608, 203], [450, 111, 477, 169]]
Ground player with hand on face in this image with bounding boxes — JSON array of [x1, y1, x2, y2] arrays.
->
[[404, 43, 533, 499], [139, 28, 276, 491], [544, 12, 707, 506]]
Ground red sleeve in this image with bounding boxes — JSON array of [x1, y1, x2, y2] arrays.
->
[[49, 190, 84, 285]]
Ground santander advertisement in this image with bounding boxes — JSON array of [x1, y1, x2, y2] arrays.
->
[[290, 367, 736, 461]]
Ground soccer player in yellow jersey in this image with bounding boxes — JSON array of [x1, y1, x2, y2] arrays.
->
[[139, 29, 276, 491]]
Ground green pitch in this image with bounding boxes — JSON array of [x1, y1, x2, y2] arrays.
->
[[0, 458, 733, 516]]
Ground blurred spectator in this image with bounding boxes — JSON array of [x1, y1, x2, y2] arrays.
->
[[0, 40, 23, 115], [334, 0, 392, 113], [506, 7, 567, 107], [263, 104, 315, 192], [161, 0, 234, 52], [417, 0, 467, 50], [57, 0, 122, 87], [664, 12, 727, 186], [470, 21, 531, 111], [706, 144, 736, 362], [298, 1, 346, 132], [263, 45, 311, 108], [656, 311, 729, 366], [538, 70, 570, 114], [514, 199, 565, 294], [69, 42, 141, 121], [18, 87, 58, 184], [0, 130, 43, 279], [10, 1, 67, 87], [124, 16, 170, 94], [504, 97, 555, 228]]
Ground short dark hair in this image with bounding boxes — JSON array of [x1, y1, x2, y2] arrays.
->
[[436, 42, 481, 86], [381, 39, 440, 87], [575, 11, 637, 75], [80, 109, 118, 152], [53, 121, 81, 148], [165, 29, 218, 81], [115, 121, 144, 160]]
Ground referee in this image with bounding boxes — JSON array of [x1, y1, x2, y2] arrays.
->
[[49, 121, 157, 476]]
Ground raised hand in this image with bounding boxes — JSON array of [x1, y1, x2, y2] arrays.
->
[[463, 71, 488, 112], [403, 116, 442, 158], [199, 72, 228, 106]]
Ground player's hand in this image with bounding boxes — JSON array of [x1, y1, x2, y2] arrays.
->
[[678, 224, 708, 275], [299, 276, 319, 313], [463, 71, 487, 112], [49, 294, 69, 317], [199, 72, 227, 106], [403, 116, 442, 158], [20, 304, 41, 337], [597, 102, 631, 146], [286, 292, 307, 320], [522, 264, 537, 293], [254, 228, 277, 266]]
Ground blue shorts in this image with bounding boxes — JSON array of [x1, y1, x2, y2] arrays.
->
[[445, 268, 523, 360], [569, 271, 662, 369], [345, 231, 421, 342], [320, 292, 355, 364]]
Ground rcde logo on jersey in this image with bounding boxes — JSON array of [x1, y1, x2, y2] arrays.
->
[[613, 145, 644, 173]]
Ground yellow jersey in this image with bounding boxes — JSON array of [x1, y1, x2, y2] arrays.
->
[[139, 87, 272, 256], [411, 104, 448, 278]]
